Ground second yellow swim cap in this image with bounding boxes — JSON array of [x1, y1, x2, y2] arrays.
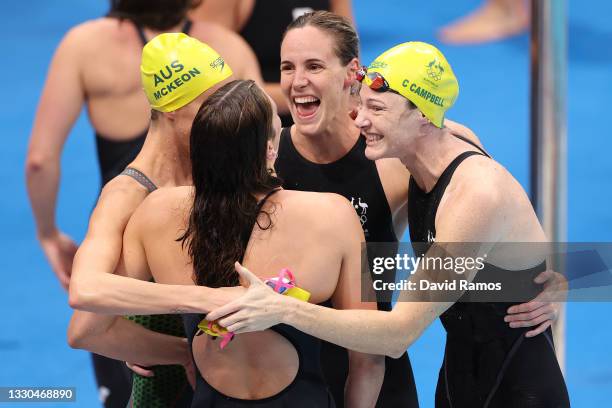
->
[[367, 42, 459, 128], [141, 33, 233, 112]]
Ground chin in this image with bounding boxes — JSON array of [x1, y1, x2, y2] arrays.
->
[[294, 119, 322, 137], [364, 145, 386, 161]]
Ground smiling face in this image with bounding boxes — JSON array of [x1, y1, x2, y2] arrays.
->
[[355, 85, 424, 160], [280, 26, 356, 136]]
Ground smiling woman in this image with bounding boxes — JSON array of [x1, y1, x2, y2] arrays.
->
[[273, 11, 421, 408], [279, 12, 358, 138]]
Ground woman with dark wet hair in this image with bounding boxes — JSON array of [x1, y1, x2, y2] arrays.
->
[[118, 79, 384, 407], [26, 1, 261, 406]]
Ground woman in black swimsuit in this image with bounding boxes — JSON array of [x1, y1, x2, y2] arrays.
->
[[206, 43, 570, 408], [26, 3, 261, 405], [118, 79, 384, 407]]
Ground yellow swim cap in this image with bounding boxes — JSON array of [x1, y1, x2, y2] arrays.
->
[[367, 42, 459, 128], [141, 33, 233, 112]]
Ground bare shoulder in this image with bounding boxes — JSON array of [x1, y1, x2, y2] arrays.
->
[[278, 190, 360, 232], [190, 20, 248, 50], [86, 176, 151, 235], [455, 155, 505, 192], [62, 18, 119, 47], [451, 155, 529, 211], [97, 176, 149, 209], [445, 118, 484, 149], [134, 186, 192, 227]]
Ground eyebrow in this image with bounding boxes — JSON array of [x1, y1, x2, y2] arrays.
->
[[280, 58, 326, 65], [365, 97, 386, 105]]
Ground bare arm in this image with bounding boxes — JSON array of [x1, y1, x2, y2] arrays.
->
[[68, 313, 190, 367], [68, 191, 191, 366], [440, 125, 562, 333], [68, 186, 246, 357], [68, 184, 237, 315], [25, 27, 85, 289], [67, 181, 151, 349], [208, 180, 503, 357]]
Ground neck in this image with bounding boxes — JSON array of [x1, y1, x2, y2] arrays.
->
[[130, 121, 192, 187], [292, 112, 360, 163], [399, 128, 467, 193]]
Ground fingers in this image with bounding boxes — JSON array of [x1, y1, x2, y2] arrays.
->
[[525, 321, 552, 338], [505, 304, 553, 323], [126, 362, 154, 377], [534, 270, 554, 284], [508, 311, 550, 328], [506, 299, 546, 315], [227, 321, 249, 333], [218, 310, 248, 329], [206, 301, 242, 322]]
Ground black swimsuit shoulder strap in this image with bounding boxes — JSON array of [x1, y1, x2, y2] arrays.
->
[[135, 19, 192, 46], [256, 188, 282, 212], [120, 167, 158, 193], [134, 23, 148, 46], [181, 19, 192, 34], [239, 189, 282, 259], [429, 150, 486, 204], [453, 134, 491, 157]]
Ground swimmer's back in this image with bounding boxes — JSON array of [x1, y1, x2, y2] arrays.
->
[[60, 18, 261, 141], [127, 187, 364, 404], [60, 18, 150, 139], [133, 186, 361, 303]]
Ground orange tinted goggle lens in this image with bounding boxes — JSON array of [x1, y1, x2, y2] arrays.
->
[[356, 66, 390, 92]]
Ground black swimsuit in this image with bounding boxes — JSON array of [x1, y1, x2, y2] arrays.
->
[[276, 128, 419, 408], [182, 189, 334, 407], [408, 138, 570, 408]]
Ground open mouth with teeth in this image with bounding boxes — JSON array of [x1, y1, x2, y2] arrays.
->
[[293, 96, 321, 119], [364, 133, 384, 146]]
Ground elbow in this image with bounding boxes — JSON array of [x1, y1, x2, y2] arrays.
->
[[25, 150, 52, 179], [386, 334, 412, 359], [67, 318, 90, 350], [384, 312, 414, 359], [68, 282, 83, 310], [67, 311, 113, 351], [387, 345, 407, 359], [66, 326, 85, 350], [68, 279, 98, 312]]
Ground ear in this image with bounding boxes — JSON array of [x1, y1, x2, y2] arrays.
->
[[344, 57, 360, 88], [266, 140, 278, 161]]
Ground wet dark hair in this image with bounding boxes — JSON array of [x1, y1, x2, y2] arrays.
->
[[178, 80, 282, 287], [284, 10, 359, 65], [108, 0, 201, 31]]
